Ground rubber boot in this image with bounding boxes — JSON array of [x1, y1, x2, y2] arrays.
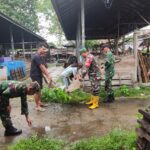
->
[[111, 93, 115, 102], [4, 126, 22, 136], [104, 94, 114, 103], [89, 96, 99, 109], [86, 95, 94, 105]]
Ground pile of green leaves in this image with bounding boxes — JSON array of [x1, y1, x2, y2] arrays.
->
[[41, 87, 90, 104], [71, 129, 137, 150], [8, 135, 65, 150]]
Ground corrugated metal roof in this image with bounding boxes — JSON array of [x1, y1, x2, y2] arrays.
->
[[52, 0, 150, 40], [0, 12, 46, 43]]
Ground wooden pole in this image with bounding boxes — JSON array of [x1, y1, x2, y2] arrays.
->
[[122, 35, 125, 55], [22, 32, 25, 60], [9, 26, 15, 60], [76, 11, 81, 62], [81, 0, 85, 48], [133, 30, 138, 82], [30, 43, 33, 59]]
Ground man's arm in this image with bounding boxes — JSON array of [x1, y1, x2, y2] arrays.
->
[[21, 95, 32, 127], [105, 53, 112, 69], [81, 55, 93, 78], [34, 55, 51, 81], [85, 56, 93, 68], [40, 64, 51, 81]]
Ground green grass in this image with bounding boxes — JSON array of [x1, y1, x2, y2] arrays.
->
[[99, 85, 150, 100], [8, 135, 65, 150], [114, 85, 150, 99], [8, 129, 137, 150], [71, 129, 137, 150]]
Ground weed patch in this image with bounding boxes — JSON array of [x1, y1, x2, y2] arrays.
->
[[8, 129, 137, 150], [8, 135, 65, 150], [71, 129, 137, 150], [114, 85, 150, 98]]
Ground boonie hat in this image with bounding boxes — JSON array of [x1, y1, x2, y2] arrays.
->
[[79, 47, 87, 54]]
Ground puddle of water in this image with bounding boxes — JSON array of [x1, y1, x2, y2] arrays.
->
[[32, 127, 46, 137], [0, 99, 150, 149]]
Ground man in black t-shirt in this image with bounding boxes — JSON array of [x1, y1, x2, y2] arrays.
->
[[30, 43, 51, 111]]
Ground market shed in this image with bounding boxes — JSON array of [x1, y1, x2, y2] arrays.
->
[[0, 12, 46, 59], [51, 0, 150, 40], [52, 0, 150, 82]]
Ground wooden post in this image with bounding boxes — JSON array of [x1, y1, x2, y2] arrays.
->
[[30, 43, 33, 59], [22, 32, 25, 60], [76, 12, 81, 62], [122, 35, 125, 55], [114, 38, 119, 55], [133, 30, 138, 82], [81, 0, 85, 48], [9, 26, 15, 60]]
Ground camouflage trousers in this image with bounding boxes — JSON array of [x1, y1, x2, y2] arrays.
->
[[90, 78, 100, 96], [0, 96, 13, 130], [105, 77, 114, 96]]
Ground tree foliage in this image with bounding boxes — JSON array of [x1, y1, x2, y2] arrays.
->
[[37, 0, 64, 45], [0, 0, 38, 32], [85, 40, 100, 50]]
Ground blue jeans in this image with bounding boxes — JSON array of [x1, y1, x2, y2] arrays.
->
[[61, 76, 70, 88]]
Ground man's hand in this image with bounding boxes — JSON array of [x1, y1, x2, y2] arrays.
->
[[7, 105, 11, 113], [75, 74, 83, 81], [78, 76, 83, 81], [47, 75, 52, 81], [100, 64, 105, 74], [25, 116, 32, 127]]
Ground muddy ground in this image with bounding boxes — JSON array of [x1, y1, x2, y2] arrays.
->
[[0, 98, 150, 149], [0, 55, 149, 149]]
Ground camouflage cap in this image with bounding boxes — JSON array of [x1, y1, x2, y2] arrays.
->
[[79, 47, 87, 54], [30, 81, 40, 92]]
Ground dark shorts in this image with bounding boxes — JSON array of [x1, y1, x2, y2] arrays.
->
[[31, 76, 43, 89]]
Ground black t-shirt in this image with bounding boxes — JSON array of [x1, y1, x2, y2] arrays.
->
[[30, 54, 44, 77]]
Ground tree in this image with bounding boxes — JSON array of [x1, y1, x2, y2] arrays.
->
[[85, 40, 100, 50], [37, 0, 64, 46], [0, 0, 39, 32]]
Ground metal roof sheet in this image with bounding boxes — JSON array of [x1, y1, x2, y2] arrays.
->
[[0, 12, 46, 43], [52, 0, 150, 40]]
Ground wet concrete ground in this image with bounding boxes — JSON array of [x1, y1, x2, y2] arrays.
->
[[0, 56, 149, 149], [0, 99, 150, 149]]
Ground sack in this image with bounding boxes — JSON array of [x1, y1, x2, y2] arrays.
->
[[67, 79, 82, 92]]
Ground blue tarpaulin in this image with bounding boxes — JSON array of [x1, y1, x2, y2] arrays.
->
[[0, 60, 26, 79]]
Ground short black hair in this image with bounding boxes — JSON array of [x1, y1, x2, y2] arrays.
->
[[29, 81, 40, 92], [37, 42, 48, 49], [101, 44, 110, 50]]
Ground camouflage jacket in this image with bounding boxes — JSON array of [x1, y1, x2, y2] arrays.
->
[[0, 80, 28, 115], [84, 53, 101, 81], [104, 51, 115, 79]]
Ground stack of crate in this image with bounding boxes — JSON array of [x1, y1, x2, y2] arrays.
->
[[136, 108, 150, 150]]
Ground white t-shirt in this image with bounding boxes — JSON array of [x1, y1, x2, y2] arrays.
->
[[61, 66, 77, 77]]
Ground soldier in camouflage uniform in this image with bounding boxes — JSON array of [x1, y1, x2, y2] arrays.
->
[[102, 44, 115, 102], [80, 48, 101, 109], [0, 80, 40, 136]]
